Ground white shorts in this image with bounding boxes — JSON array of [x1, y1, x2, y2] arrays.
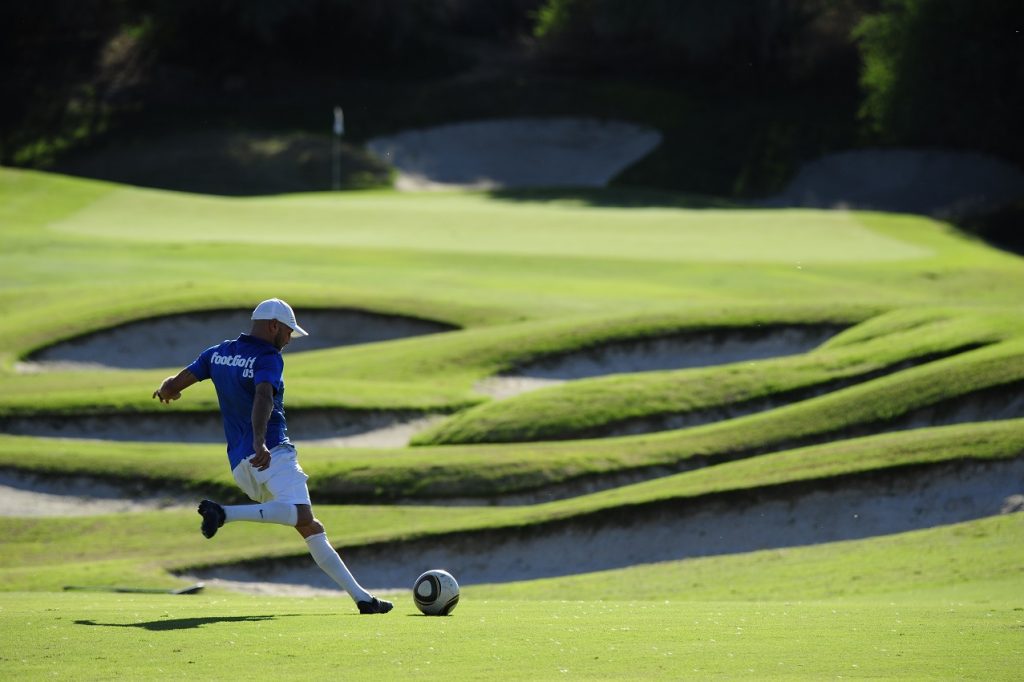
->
[[232, 443, 311, 506]]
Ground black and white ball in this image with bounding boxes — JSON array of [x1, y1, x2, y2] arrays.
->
[[413, 569, 460, 616]]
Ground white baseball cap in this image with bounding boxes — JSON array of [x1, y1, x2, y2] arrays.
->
[[251, 298, 308, 337]]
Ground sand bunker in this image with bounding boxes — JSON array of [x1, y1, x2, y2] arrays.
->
[[9, 324, 1013, 452], [398, 381, 1024, 507], [369, 121, 1023, 216], [11, 341, 1005, 514], [0, 470, 191, 517], [8, 323, 845, 444], [0, 410, 445, 448], [185, 457, 1024, 592], [597, 361, 1024, 441], [12, 308, 455, 448], [367, 118, 662, 190], [21, 308, 454, 372], [765, 148, 1024, 217], [475, 325, 844, 399]]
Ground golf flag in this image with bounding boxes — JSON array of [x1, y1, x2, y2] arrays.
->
[[333, 107, 344, 136]]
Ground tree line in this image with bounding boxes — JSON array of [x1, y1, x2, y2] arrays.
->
[[2, 0, 1020, 170]]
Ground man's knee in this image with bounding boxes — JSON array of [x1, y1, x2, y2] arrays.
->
[[294, 504, 324, 537]]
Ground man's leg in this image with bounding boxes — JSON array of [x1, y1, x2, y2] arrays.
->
[[296, 505, 393, 614], [202, 445, 392, 614], [198, 449, 301, 537], [197, 499, 298, 538], [197, 458, 299, 538], [224, 501, 298, 525]]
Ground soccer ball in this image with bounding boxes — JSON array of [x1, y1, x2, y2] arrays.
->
[[413, 569, 460, 616]]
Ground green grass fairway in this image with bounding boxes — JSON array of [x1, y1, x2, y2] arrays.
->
[[1, 592, 1019, 680], [4, 515, 1022, 679], [2, 167, 1023, 679]]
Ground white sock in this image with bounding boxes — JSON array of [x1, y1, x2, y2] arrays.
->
[[305, 532, 372, 602], [223, 502, 298, 526]]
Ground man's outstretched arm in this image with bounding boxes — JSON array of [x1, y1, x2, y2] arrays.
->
[[153, 369, 199, 403]]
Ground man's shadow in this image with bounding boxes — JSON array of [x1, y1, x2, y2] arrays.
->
[[74, 614, 300, 631]]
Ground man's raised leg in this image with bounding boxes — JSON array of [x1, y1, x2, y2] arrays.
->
[[197, 499, 298, 538]]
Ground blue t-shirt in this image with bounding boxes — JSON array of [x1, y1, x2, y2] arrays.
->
[[187, 334, 291, 470]]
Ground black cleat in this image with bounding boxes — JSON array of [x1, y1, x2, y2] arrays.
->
[[197, 499, 226, 539], [357, 596, 394, 615]]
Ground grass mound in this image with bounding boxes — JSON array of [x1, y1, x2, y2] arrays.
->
[[1, 168, 1022, 678], [413, 309, 1018, 444]]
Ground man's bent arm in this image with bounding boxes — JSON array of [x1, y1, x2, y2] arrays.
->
[[153, 369, 198, 403], [251, 382, 275, 463]]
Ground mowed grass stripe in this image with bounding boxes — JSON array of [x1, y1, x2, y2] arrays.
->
[[0, 304, 873, 414], [1, 341, 1022, 503], [413, 311, 1014, 445]]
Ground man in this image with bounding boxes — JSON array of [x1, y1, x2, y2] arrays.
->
[[153, 298, 393, 615]]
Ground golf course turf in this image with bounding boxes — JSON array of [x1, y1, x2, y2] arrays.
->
[[1, 166, 1022, 679]]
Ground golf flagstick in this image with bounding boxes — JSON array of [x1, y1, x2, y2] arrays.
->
[[63, 582, 205, 595]]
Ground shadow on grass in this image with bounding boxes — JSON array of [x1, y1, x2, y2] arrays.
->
[[74, 614, 298, 631], [485, 186, 741, 209]]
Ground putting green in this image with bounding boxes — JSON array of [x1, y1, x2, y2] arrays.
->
[[47, 186, 932, 263]]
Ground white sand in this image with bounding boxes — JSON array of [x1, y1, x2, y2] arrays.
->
[[367, 118, 662, 190], [367, 119, 1023, 217], [19, 309, 451, 372], [477, 325, 841, 392], [11, 320, 845, 444], [7, 457, 1020, 593], [765, 148, 1024, 216], [0, 470, 192, 517], [296, 415, 447, 448], [186, 458, 1024, 594]]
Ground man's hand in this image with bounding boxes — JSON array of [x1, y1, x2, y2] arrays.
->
[[250, 443, 272, 471], [153, 370, 198, 404], [153, 377, 182, 403]]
